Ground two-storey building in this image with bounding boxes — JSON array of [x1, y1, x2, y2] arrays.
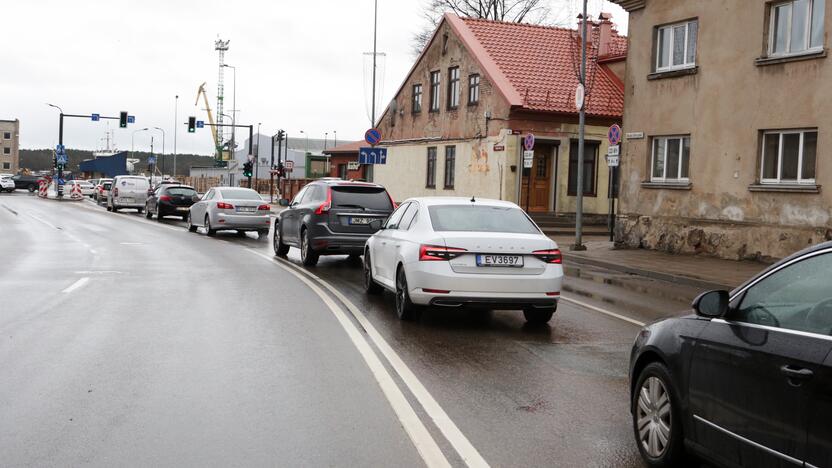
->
[[613, 0, 830, 260], [0, 119, 20, 174], [374, 13, 627, 220]]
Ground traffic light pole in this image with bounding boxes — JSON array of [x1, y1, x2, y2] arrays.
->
[[53, 112, 123, 197]]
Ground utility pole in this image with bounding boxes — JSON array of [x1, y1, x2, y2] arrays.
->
[[572, 0, 588, 252], [368, 0, 378, 183], [174, 94, 179, 177]]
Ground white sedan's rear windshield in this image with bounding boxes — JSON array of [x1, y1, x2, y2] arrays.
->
[[220, 189, 261, 200], [428, 205, 540, 234]]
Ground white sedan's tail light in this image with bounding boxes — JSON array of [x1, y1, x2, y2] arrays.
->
[[419, 245, 467, 261], [533, 249, 562, 264]]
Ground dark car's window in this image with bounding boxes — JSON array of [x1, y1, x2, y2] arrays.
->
[[219, 189, 261, 200], [733, 252, 832, 335], [331, 186, 393, 210], [167, 187, 197, 196], [428, 205, 540, 234], [102, 182, 112, 190], [384, 202, 411, 229]]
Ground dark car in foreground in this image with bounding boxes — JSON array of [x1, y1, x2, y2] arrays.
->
[[11, 174, 41, 192], [273, 179, 395, 266], [629, 241, 832, 468], [145, 184, 198, 221]]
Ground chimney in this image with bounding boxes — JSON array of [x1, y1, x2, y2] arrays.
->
[[598, 12, 614, 57], [577, 13, 589, 42]]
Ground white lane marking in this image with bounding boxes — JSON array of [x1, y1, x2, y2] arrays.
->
[[119, 242, 144, 246], [560, 296, 646, 327], [27, 213, 60, 229], [69, 202, 185, 232], [62, 277, 90, 294], [249, 250, 490, 468], [247, 250, 451, 468]]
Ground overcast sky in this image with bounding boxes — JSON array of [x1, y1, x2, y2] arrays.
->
[[2, 0, 626, 155]]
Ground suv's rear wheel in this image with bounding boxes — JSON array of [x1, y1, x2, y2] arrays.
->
[[523, 308, 555, 324], [632, 362, 685, 467], [363, 251, 383, 295], [273, 224, 289, 257], [300, 229, 319, 266], [395, 267, 421, 321]]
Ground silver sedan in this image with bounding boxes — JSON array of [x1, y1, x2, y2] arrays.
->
[[187, 187, 271, 239]]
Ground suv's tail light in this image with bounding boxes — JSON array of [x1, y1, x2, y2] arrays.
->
[[216, 202, 234, 209], [419, 245, 467, 261], [533, 249, 562, 264], [159, 195, 172, 202], [387, 191, 397, 209], [315, 187, 332, 215], [257, 204, 270, 211], [113, 187, 119, 197]]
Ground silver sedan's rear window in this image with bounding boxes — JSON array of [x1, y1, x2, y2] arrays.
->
[[428, 205, 540, 234]]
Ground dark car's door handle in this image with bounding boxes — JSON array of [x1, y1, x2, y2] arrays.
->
[[780, 365, 814, 380]]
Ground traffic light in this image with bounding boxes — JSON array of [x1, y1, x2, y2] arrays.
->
[[187, 116, 196, 133], [276, 129, 285, 142], [119, 111, 128, 128], [277, 162, 285, 178], [243, 161, 253, 177]]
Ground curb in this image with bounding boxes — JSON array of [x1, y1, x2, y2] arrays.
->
[[561, 253, 736, 292]]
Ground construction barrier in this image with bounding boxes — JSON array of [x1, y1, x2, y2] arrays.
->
[[38, 180, 48, 198], [69, 183, 83, 200]]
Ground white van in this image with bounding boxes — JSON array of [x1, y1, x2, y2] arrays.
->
[[107, 175, 150, 213]]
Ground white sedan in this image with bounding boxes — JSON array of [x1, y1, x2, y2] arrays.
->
[[0, 175, 14, 192], [363, 197, 563, 323]]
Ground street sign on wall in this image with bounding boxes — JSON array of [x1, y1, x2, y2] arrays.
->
[[359, 147, 387, 164], [347, 161, 361, 170]]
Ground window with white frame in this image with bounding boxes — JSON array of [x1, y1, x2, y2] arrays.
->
[[761, 129, 817, 184], [656, 20, 698, 72], [651, 136, 691, 182], [769, 0, 825, 56]]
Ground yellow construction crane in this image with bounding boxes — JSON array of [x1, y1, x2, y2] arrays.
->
[[195, 82, 225, 160]]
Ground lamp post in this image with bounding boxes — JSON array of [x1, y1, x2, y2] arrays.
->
[[46, 103, 64, 195], [222, 64, 236, 159], [573, 0, 589, 252], [152, 126, 165, 176], [131, 128, 149, 159], [299, 130, 308, 153], [324, 132, 328, 150], [254, 122, 261, 192], [174, 94, 179, 177]]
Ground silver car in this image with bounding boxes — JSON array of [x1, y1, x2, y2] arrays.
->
[[187, 187, 271, 239]]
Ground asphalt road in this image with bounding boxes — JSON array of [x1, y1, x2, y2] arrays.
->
[[0, 191, 702, 467]]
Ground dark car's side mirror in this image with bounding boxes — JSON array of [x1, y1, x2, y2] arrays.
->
[[692, 290, 729, 318], [369, 219, 385, 231]]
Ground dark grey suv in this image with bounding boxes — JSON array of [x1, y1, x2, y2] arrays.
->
[[273, 179, 395, 266]]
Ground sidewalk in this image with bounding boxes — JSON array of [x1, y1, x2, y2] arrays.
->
[[550, 236, 768, 291]]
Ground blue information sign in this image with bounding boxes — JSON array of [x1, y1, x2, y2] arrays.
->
[[56, 153, 68, 165], [359, 147, 387, 165], [56, 144, 65, 152], [147, 156, 157, 165], [127, 115, 135, 124], [91, 113, 100, 122], [196, 120, 204, 129]]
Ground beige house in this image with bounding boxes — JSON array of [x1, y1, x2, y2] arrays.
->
[[0, 119, 20, 174], [613, 0, 831, 260], [374, 13, 627, 220]]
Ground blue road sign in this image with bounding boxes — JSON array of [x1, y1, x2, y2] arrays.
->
[[56, 144, 65, 152], [147, 156, 157, 165], [524, 133, 535, 151], [127, 115, 135, 124], [608, 124, 622, 146], [364, 128, 382, 146], [359, 147, 387, 165], [56, 153, 68, 165], [196, 120, 204, 129], [91, 113, 100, 122]]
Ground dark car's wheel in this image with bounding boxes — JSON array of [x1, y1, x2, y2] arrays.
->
[[205, 215, 216, 236], [523, 307, 555, 324], [632, 362, 685, 467], [156, 205, 164, 221], [395, 267, 421, 321], [27, 184, 36, 192], [363, 251, 383, 295], [187, 213, 197, 232], [137, 207, 144, 214], [273, 224, 289, 257], [300, 229, 319, 266]]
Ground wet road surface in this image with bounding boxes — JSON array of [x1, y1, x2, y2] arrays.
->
[[0, 191, 706, 467]]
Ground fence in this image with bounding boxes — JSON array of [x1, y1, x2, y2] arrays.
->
[[177, 176, 222, 194], [279, 178, 314, 202]]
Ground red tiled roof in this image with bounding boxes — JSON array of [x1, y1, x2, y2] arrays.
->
[[449, 14, 627, 118], [322, 140, 363, 155]]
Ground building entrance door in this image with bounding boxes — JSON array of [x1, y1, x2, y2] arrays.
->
[[520, 143, 555, 212]]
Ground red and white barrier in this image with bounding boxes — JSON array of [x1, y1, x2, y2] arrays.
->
[[69, 182, 83, 200], [38, 180, 48, 198]]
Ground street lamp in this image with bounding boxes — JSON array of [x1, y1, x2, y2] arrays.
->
[[131, 128, 149, 159], [222, 64, 237, 160], [152, 127, 166, 175], [324, 132, 328, 150], [173, 94, 179, 177], [333, 130, 337, 147], [299, 130, 308, 153]]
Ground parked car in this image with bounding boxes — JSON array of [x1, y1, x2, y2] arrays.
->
[[107, 175, 150, 213], [64, 180, 95, 197], [94, 178, 113, 202], [188, 187, 270, 238], [0, 175, 15, 192], [145, 184, 198, 221], [11, 174, 41, 192], [273, 179, 396, 266], [628, 241, 832, 468], [361, 197, 563, 322]]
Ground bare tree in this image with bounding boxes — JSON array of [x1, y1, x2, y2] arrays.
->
[[412, 0, 553, 55]]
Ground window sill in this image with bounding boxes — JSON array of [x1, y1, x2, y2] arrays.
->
[[426, 185, 436, 189], [755, 50, 826, 66], [443, 186, 454, 190], [647, 66, 698, 80], [641, 181, 692, 190], [748, 183, 820, 193]]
